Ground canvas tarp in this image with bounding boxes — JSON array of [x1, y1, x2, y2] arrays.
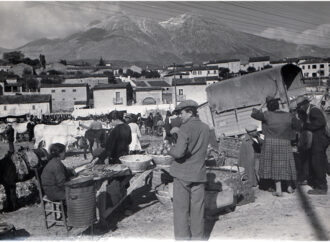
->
[[206, 64, 305, 113]]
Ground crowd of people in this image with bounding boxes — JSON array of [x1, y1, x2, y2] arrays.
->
[[1, 95, 329, 240]]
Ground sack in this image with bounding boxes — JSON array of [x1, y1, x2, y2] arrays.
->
[[298, 130, 313, 150], [23, 149, 39, 169], [11, 152, 29, 180]]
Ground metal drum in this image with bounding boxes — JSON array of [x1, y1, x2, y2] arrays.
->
[[65, 176, 96, 228]]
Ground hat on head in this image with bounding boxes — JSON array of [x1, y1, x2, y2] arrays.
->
[[245, 124, 258, 133], [296, 95, 310, 107], [175, 99, 198, 111]]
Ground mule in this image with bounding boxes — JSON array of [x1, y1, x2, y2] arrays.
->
[[0, 147, 48, 211], [80, 129, 108, 159]]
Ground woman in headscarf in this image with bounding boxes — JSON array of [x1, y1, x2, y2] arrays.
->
[[251, 96, 300, 196]]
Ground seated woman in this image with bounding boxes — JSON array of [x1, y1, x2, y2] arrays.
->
[[41, 143, 75, 201]]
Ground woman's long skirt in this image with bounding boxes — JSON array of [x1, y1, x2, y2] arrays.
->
[[259, 138, 297, 181]]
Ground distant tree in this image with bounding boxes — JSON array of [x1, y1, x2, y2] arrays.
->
[[104, 71, 116, 84], [39, 54, 46, 69], [98, 57, 105, 66], [263, 64, 272, 69], [21, 77, 39, 91], [47, 70, 63, 75], [247, 66, 256, 73], [219, 67, 230, 79], [142, 70, 160, 78], [40, 77, 63, 85], [23, 68, 32, 75], [22, 57, 40, 67], [126, 83, 134, 105], [59, 59, 67, 65], [3, 51, 24, 64]]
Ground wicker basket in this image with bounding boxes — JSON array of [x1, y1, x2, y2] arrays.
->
[[119, 155, 152, 173], [152, 155, 174, 166]]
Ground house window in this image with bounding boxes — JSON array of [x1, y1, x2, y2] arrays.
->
[[32, 105, 35, 110], [51, 90, 55, 93], [62, 89, 66, 92], [198, 71, 202, 75], [312, 65, 317, 69], [214, 70, 216, 74], [12, 86, 18, 92], [312, 73, 317, 77], [73, 98, 76, 100], [179, 89, 183, 95], [320, 70, 324, 76], [308, 65, 310, 69], [4, 106, 6, 111], [320, 64, 324, 68], [207, 71, 210, 74], [302, 66, 305, 70], [115, 92, 120, 100], [72, 89, 76, 92], [192, 71, 196, 75]]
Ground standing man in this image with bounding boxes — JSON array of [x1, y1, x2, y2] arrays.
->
[[5, 123, 15, 153], [168, 100, 210, 240], [296, 96, 329, 195]]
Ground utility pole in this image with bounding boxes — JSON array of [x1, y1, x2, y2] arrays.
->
[[173, 63, 177, 108]]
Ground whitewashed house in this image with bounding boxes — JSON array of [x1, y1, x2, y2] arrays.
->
[[93, 83, 129, 109], [206, 59, 241, 74], [40, 83, 88, 112], [135, 87, 163, 105], [173, 77, 208, 105], [298, 60, 330, 78], [0, 94, 51, 117], [248, 56, 270, 71]]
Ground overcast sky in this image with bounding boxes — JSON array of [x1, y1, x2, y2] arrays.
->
[[1, 1, 330, 49]]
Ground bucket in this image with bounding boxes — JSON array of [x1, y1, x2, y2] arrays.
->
[[65, 177, 96, 227]]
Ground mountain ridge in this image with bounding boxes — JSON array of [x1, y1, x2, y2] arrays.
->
[[1, 13, 330, 65]]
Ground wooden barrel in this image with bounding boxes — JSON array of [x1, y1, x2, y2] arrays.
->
[[65, 177, 96, 227]]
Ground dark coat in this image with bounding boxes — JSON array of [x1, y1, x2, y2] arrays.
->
[[100, 123, 132, 163]]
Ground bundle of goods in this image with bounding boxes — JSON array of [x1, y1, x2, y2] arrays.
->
[[206, 165, 254, 206], [119, 154, 153, 173], [155, 183, 173, 209], [218, 137, 242, 166], [151, 166, 172, 190]]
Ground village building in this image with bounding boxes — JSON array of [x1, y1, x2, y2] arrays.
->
[[206, 59, 241, 74], [93, 83, 130, 109], [0, 94, 51, 117], [0, 75, 23, 95], [172, 77, 208, 105], [164, 66, 218, 85], [248, 56, 271, 71], [40, 83, 88, 112], [0, 65, 11, 72], [298, 59, 330, 78], [132, 78, 173, 104], [63, 75, 109, 89]]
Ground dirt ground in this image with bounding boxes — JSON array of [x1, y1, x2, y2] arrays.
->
[[1, 136, 330, 241]]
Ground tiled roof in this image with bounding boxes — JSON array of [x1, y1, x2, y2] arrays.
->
[[132, 80, 148, 87], [299, 59, 328, 65], [41, 83, 88, 88], [147, 80, 170, 87], [207, 59, 240, 64], [173, 78, 207, 86], [135, 87, 163, 92], [94, 83, 128, 90], [0, 94, 51, 104], [249, 56, 270, 62]]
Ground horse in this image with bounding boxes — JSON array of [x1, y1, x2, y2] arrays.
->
[[0, 147, 49, 211]]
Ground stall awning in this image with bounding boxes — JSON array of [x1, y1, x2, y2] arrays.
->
[[206, 64, 305, 113]]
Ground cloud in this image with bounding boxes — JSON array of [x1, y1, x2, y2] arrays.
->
[[0, 2, 120, 49], [257, 24, 330, 48]]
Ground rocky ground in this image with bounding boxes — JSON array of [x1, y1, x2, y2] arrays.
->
[[0, 135, 330, 241]]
